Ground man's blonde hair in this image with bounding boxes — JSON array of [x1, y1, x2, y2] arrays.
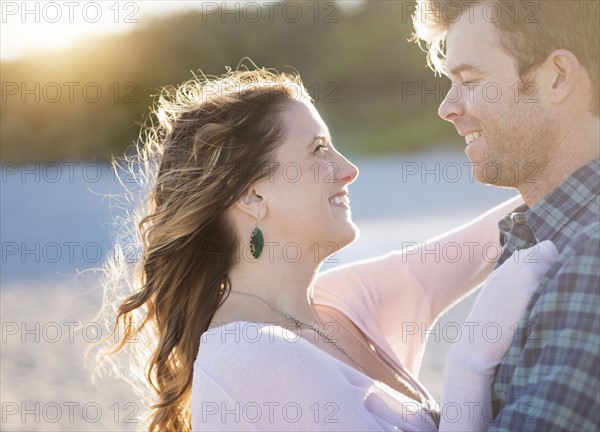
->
[[412, 0, 599, 116]]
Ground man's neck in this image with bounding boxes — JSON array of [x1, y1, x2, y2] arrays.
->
[[519, 157, 596, 206], [519, 119, 599, 206]]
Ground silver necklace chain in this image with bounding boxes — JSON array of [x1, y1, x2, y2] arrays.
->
[[226, 289, 434, 412], [228, 289, 365, 372]]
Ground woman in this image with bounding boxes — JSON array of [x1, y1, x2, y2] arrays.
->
[[95, 68, 557, 431]]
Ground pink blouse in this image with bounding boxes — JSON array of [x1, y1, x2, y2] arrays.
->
[[192, 196, 521, 431]]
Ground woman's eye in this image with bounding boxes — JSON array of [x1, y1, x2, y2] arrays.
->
[[315, 144, 328, 153]]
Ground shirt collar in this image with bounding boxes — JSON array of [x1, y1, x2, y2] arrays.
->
[[525, 158, 600, 250], [497, 158, 600, 262]]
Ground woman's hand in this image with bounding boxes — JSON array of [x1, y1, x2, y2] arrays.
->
[[439, 240, 559, 431], [448, 240, 559, 369]]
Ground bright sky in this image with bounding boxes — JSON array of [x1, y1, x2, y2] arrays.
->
[[0, 1, 208, 61], [0, 1, 364, 61]]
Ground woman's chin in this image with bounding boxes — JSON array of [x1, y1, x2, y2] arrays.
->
[[310, 222, 359, 263], [334, 222, 360, 251]]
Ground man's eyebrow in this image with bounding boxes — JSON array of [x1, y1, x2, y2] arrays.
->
[[447, 64, 483, 76]]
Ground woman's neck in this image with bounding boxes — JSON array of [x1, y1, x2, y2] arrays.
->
[[218, 255, 322, 327]]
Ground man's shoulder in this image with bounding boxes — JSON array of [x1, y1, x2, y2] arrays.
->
[[553, 189, 598, 259], [532, 229, 599, 315], [558, 220, 600, 269], [555, 187, 599, 238]]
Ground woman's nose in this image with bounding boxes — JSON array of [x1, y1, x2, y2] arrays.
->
[[335, 152, 359, 184]]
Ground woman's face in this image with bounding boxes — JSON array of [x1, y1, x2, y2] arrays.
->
[[259, 98, 359, 262]]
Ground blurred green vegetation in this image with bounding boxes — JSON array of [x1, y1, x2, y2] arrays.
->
[[1, 1, 462, 162]]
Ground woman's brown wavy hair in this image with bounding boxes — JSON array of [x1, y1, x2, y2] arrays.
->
[[90, 67, 310, 431]]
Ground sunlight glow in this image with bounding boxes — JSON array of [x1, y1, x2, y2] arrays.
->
[[0, 1, 206, 61], [1, 1, 364, 61]]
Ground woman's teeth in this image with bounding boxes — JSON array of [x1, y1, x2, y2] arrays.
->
[[329, 195, 350, 205]]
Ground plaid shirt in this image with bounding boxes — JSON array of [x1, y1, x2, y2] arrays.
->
[[490, 159, 600, 431]]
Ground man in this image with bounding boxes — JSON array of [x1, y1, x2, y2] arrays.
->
[[413, 1, 599, 431]]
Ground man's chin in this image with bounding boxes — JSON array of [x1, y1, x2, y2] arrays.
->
[[465, 147, 504, 186], [470, 164, 516, 188]]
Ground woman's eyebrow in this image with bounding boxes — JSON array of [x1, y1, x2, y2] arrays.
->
[[307, 134, 328, 148]]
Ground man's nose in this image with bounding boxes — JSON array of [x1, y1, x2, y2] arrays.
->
[[438, 84, 465, 122]]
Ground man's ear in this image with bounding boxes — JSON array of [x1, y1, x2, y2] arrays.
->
[[541, 49, 580, 105], [234, 186, 266, 220]]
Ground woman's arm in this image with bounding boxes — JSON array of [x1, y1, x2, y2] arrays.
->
[[439, 241, 559, 431], [315, 195, 523, 371], [398, 194, 523, 322]]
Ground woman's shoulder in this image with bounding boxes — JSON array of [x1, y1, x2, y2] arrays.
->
[[192, 322, 439, 432], [194, 321, 355, 404], [195, 321, 336, 372]]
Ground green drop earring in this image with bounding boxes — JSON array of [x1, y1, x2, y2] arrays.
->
[[249, 215, 264, 259]]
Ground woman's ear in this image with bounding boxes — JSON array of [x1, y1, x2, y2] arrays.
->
[[234, 186, 266, 220]]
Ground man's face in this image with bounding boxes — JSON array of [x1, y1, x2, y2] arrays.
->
[[438, 3, 557, 188]]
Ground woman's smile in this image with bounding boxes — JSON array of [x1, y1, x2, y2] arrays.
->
[[329, 191, 350, 209]]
